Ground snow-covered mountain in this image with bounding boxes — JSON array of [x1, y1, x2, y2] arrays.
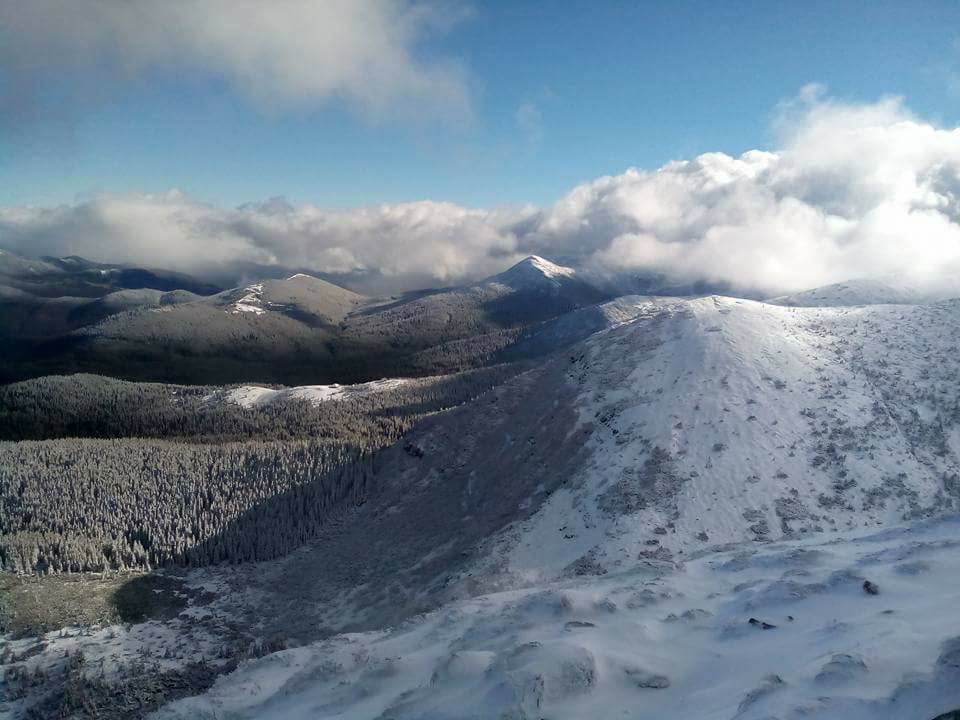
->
[[141, 294, 960, 719], [485, 255, 578, 288], [768, 276, 960, 307], [482, 296, 960, 586], [482, 254, 610, 305]]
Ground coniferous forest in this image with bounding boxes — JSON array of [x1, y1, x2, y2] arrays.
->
[[0, 366, 518, 574]]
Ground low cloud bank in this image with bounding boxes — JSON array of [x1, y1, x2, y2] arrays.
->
[[3, 88, 960, 296]]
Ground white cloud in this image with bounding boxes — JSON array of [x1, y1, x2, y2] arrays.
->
[[3, 89, 960, 297], [0, 192, 537, 293], [0, 0, 470, 126]]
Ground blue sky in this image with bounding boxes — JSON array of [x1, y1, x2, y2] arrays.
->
[[2, 0, 959, 211]]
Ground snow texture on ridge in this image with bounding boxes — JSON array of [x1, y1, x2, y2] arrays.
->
[[483, 296, 960, 588], [220, 377, 412, 408]]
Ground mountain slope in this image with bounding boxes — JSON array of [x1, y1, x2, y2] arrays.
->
[[484, 296, 959, 585], [156, 515, 960, 720], [207, 274, 365, 325], [132, 295, 960, 652], [1, 255, 616, 385], [768, 277, 960, 307], [332, 295, 960, 599], [146, 296, 960, 720]]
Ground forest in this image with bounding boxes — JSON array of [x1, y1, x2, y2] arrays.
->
[[0, 365, 520, 574], [0, 366, 518, 442]]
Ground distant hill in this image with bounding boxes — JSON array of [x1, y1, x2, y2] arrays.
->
[[768, 276, 960, 307], [0, 249, 221, 298], [0, 253, 617, 385]]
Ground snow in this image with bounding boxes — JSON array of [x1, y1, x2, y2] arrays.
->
[[286, 273, 314, 281], [2, 616, 226, 713], [481, 296, 960, 589], [768, 276, 960, 307], [230, 283, 265, 314], [221, 377, 412, 408], [486, 255, 578, 289], [527, 254, 577, 280], [154, 515, 960, 720]]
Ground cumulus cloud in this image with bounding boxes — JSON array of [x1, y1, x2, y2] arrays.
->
[[576, 89, 960, 294], [0, 0, 470, 129], [3, 89, 960, 296]]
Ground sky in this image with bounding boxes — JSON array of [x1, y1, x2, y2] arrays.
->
[[2, 1, 960, 295]]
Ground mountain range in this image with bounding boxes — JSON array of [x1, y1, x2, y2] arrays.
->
[[0, 250, 616, 384], [4, 247, 960, 719]]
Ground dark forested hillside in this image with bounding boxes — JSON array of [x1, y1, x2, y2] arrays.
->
[[0, 251, 614, 385], [0, 366, 519, 442], [0, 365, 520, 574]]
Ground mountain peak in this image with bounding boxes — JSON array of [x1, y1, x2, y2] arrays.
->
[[486, 255, 577, 289], [518, 255, 576, 279]]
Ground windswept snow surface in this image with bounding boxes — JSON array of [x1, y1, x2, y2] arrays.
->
[[221, 378, 412, 408], [155, 516, 960, 720]]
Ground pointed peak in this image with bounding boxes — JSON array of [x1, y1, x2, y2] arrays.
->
[[517, 255, 576, 279], [486, 255, 577, 289]]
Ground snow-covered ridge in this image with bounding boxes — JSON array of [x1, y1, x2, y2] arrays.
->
[[286, 273, 314, 281], [216, 377, 411, 408], [479, 295, 960, 587], [526, 254, 576, 279], [230, 283, 264, 315], [768, 276, 960, 307]]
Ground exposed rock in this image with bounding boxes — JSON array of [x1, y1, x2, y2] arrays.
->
[[624, 666, 670, 689]]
